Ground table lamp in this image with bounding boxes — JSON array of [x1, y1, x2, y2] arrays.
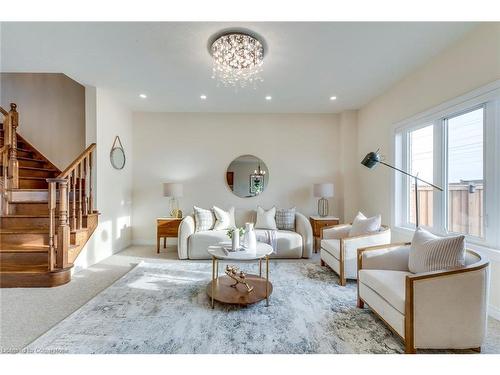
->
[[163, 183, 183, 218], [313, 183, 334, 217]]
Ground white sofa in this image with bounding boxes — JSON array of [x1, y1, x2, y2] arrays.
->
[[178, 210, 313, 259], [320, 224, 391, 285], [357, 243, 490, 353]]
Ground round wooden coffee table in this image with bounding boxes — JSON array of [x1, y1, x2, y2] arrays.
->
[[206, 243, 273, 309]]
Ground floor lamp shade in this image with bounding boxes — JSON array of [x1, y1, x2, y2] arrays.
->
[[163, 183, 183, 218], [313, 183, 334, 217]]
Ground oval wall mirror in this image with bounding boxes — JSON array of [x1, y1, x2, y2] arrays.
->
[[226, 155, 269, 198], [110, 136, 126, 170]]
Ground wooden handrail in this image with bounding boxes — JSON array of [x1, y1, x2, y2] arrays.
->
[[58, 143, 96, 179], [0, 106, 8, 116]]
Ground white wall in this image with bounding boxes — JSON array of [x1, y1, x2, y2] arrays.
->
[[131, 112, 341, 245], [0, 73, 85, 169], [353, 23, 500, 316], [74, 88, 133, 270], [338, 110, 359, 222]]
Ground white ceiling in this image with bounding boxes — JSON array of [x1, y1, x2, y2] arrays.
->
[[0, 22, 476, 113]]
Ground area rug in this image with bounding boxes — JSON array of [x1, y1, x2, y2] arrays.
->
[[23, 261, 499, 354]]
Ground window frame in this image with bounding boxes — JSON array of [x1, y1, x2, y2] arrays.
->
[[392, 80, 500, 250]]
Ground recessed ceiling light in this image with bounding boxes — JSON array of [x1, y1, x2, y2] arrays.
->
[[139, 94, 147, 99], [200, 94, 207, 100], [265, 96, 272, 101], [329, 96, 337, 101]]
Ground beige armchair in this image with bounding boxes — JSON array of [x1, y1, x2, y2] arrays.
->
[[357, 243, 490, 353], [320, 224, 391, 285]]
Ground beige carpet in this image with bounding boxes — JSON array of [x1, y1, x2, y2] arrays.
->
[[1, 246, 499, 353]]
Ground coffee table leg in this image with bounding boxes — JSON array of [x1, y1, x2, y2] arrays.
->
[[259, 258, 262, 277], [266, 255, 270, 306], [211, 256, 215, 309]]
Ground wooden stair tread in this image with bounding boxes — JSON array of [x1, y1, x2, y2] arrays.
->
[[0, 244, 49, 253], [18, 176, 50, 180], [18, 166, 58, 172], [0, 265, 73, 274], [0, 264, 49, 273], [0, 244, 78, 252], [16, 156, 46, 162], [0, 228, 49, 234]]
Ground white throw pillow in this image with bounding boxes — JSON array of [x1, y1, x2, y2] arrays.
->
[[255, 206, 277, 230], [213, 206, 236, 230], [408, 228, 465, 273], [349, 212, 381, 236], [193, 206, 215, 232]]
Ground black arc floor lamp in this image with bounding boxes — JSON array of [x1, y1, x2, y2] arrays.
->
[[361, 150, 443, 228]]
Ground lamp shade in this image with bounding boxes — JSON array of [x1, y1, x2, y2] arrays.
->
[[163, 183, 183, 198], [313, 183, 334, 198], [361, 151, 381, 169]]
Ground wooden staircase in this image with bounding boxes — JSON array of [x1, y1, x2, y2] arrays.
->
[[0, 103, 98, 287]]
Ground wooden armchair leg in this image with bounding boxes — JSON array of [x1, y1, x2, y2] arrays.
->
[[357, 298, 364, 308], [320, 259, 325, 266], [404, 341, 416, 354], [339, 277, 346, 286]]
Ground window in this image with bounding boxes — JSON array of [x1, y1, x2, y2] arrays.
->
[[394, 83, 500, 249], [408, 125, 433, 226], [446, 108, 484, 238]]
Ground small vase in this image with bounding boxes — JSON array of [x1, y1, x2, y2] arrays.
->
[[244, 222, 257, 253], [232, 229, 240, 251]]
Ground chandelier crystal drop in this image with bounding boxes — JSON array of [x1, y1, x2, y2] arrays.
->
[[210, 33, 264, 89]]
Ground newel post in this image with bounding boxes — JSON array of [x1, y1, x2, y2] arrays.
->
[[48, 178, 70, 269], [8, 103, 19, 189]]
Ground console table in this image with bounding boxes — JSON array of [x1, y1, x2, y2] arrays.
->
[[156, 217, 182, 253]]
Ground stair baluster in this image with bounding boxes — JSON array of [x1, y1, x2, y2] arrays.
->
[[71, 169, 76, 230], [78, 162, 83, 229], [83, 156, 89, 214], [89, 152, 94, 213], [7, 104, 19, 189]]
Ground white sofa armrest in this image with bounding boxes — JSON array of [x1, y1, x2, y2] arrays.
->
[[407, 257, 490, 350], [295, 212, 313, 259], [177, 215, 195, 259], [322, 224, 351, 239], [358, 242, 411, 272]]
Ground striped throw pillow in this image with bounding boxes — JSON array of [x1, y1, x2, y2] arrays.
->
[[193, 206, 215, 232], [408, 228, 465, 273], [276, 207, 296, 231]]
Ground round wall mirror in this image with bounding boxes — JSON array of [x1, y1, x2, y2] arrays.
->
[[226, 155, 269, 198], [110, 136, 126, 170]]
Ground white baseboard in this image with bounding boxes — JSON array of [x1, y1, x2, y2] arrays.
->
[[489, 305, 500, 321], [133, 239, 156, 246]]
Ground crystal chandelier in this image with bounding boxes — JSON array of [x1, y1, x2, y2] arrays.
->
[[210, 32, 264, 88]]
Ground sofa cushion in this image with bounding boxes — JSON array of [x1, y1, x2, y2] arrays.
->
[[212, 206, 236, 230], [275, 207, 296, 230], [320, 239, 341, 259], [358, 269, 411, 314], [255, 206, 278, 230], [255, 229, 302, 258], [193, 206, 215, 232], [408, 227, 465, 273], [349, 212, 381, 236], [188, 230, 228, 259]]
